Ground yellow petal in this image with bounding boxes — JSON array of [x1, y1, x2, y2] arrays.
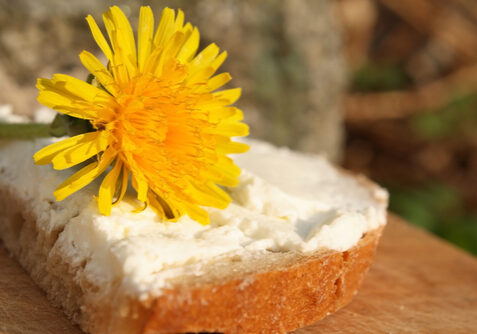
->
[[209, 121, 249, 137], [101, 11, 129, 84], [174, 9, 185, 31], [113, 165, 130, 206], [165, 31, 186, 58], [189, 49, 227, 79], [37, 76, 109, 119], [110, 6, 136, 57], [34, 132, 102, 165], [186, 66, 215, 85], [86, 14, 113, 62], [181, 22, 193, 36], [215, 137, 250, 154], [207, 73, 232, 91], [147, 192, 166, 219], [153, 7, 175, 48], [190, 50, 227, 80], [227, 108, 244, 121], [37, 89, 97, 120], [142, 44, 163, 75], [54, 148, 116, 201], [188, 43, 221, 76], [208, 107, 243, 123], [181, 201, 210, 225], [138, 6, 155, 72], [206, 156, 241, 187], [98, 159, 123, 215], [51, 131, 109, 170], [50, 74, 112, 104], [128, 156, 149, 204], [147, 191, 182, 221], [135, 175, 149, 203], [177, 27, 199, 63], [186, 180, 231, 208], [210, 51, 227, 71], [213, 88, 242, 105], [105, 6, 138, 78], [153, 31, 185, 77], [79, 51, 119, 96]]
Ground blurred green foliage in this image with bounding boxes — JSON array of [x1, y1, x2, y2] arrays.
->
[[411, 93, 477, 140], [388, 183, 477, 255], [351, 63, 411, 92], [407, 94, 477, 255], [350, 63, 477, 256]]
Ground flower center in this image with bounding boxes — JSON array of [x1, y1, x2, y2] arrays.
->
[[104, 67, 215, 195]]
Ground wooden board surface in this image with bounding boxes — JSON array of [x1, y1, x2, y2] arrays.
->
[[1, 214, 476, 334]]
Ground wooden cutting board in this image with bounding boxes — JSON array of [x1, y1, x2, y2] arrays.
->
[[1, 214, 476, 334]]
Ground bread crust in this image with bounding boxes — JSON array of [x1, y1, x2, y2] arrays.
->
[[141, 227, 383, 334], [0, 183, 384, 334]]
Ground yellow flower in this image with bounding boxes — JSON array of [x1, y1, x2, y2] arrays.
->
[[34, 6, 249, 225]]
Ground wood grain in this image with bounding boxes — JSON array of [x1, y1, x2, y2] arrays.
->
[[0, 245, 83, 334], [1, 214, 476, 334]]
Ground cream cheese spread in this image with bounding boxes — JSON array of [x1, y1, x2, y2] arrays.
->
[[0, 107, 387, 298]]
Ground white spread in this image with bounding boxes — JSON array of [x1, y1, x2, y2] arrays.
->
[[0, 107, 388, 298]]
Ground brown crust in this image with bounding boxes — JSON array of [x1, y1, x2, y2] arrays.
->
[[139, 227, 383, 334], [0, 178, 384, 334]]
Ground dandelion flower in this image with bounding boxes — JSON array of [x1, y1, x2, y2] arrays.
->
[[34, 6, 249, 225]]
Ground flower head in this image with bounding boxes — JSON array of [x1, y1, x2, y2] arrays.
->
[[34, 6, 249, 225]]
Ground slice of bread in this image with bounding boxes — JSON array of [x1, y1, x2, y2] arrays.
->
[[0, 138, 387, 334]]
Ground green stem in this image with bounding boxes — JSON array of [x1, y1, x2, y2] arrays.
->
[[0, 122, 51, 140]]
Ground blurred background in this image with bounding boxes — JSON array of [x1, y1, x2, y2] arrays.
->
[[0, 0, 476, 255]]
